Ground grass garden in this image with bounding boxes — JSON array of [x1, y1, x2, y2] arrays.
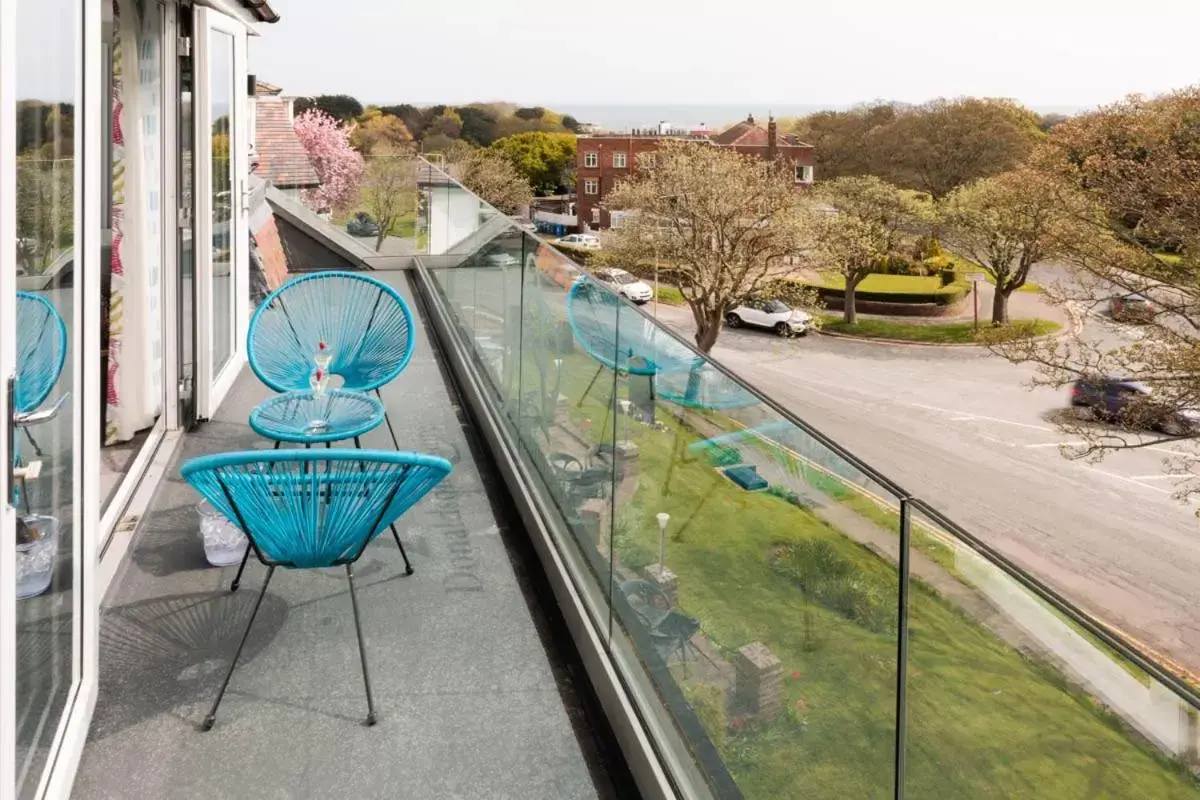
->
[[441, 264, 1199, 800], [557, 362, 1198, 799], [820, 316, 1061, 344]]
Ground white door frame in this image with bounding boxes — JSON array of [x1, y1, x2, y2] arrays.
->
[[194, 7, 248, 420], [0, 0, 18, 793]]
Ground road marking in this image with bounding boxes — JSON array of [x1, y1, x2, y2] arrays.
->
[[1126, 474, 1189, 481], [1084, 466, 1175, 495]]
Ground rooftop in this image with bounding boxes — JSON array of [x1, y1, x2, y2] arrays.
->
[[73, 270, 634, 799], [253, 97, 320, 189]]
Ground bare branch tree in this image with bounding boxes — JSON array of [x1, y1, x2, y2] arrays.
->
[[602, 141, 813, 353]]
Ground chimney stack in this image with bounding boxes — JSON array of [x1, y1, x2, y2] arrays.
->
[[767, 115, 778, 162]]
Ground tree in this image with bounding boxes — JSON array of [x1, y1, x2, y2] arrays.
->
[[993, 88, 1200, 475], [514, 106, 546, 121], [439, 139, 475, 164], [1037, 112, 1070, 132], [16, 152, 73, 274], [490, 132, 576, 195], [379, 104, 425, 138], [359, 150, 416, 251], [791, 103, 898, 179], [814, 176, 925, 324], [351, 112, 413, 155], [425, 109, 463, 139], [941, 167, 1071, 324], [561, 114, 581, 133], [603, 141, 812, 353], [458, 148, 534, 215], [867, 98, 1042, 198], [293, 109, 365, 213], [293, 94, 363, 122], [456, 106, 498, 146]]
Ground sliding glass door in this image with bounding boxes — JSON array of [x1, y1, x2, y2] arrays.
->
[[5, 0, 87, 797]]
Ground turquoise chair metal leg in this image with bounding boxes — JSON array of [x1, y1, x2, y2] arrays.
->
[[202, 565, 276, 731], [230, 547, 251, 592], [346, 563, 377, 726], [375, 389, 400, 450], [355, 436, 413, 574]]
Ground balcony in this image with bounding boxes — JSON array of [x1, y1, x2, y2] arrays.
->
[[74, 160, 1200, 799]]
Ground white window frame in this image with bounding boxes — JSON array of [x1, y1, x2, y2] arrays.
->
[[795, 164, 814, 183], [0, 0, 16, 793], [584, 179, 599, 195], [583, 151, 598, 168], [612, 151, 627, 168], [591, 207, 601, 224]]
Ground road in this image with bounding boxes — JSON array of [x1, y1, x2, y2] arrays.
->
[[650, 300, 1200, 675]]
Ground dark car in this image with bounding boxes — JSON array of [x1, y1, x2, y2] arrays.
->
[[1070, 377, 1197, 435], [1110, 293, 1155, 323], [346, 212, 381, 238]]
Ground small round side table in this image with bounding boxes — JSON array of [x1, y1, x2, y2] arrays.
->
[[249, 389, 385, 448]]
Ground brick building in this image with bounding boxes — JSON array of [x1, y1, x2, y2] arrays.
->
[[575, 114, 815, 230]]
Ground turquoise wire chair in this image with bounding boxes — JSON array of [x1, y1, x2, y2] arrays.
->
[[181, 449, 452, 729], [15, 291, 69, 455], [11, 293, 68, 509], [247, 272, 415, 448]]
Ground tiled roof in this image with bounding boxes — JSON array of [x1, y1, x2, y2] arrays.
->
[[711, 119, 808, 148], [254, 78, 282, 96], [253, 98, 320, 189]]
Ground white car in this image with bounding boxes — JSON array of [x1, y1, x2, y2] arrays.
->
[[556, 233, 601, 250], [593, 268, 653, 304], [481, 251, 520, 268], [726, 299, 811, 337]]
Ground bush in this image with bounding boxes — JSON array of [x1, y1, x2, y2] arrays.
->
[[552, 241, 597, 265], [683, 683, 728, 747], [912, 235, 943, 261], [873, 253, 924, 276], [800, 280, 967, 306], [770, 539, 897, 634]]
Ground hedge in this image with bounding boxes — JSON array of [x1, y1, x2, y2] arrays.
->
[[792, 279, 969, 306]]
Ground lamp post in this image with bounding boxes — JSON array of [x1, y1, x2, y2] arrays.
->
[[656, 512, 670, 578]]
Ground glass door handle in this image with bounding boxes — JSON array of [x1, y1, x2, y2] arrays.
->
[[5, 376, 15, 508]]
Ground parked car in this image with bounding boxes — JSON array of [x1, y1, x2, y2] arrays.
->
[[347, 212, 381, 238], [1070, 377, 1198, 435], [593, 267, 652, 304], [1110, 293, 1155, 323], [556, 233, 601, 250], [480, 249, 519, 268], [725, 299, 811, 337]]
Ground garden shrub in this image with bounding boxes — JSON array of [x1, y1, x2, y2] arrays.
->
[[770, 539, 898, 634], [612, 502, 655, 572], [682, 682, 728, 748]]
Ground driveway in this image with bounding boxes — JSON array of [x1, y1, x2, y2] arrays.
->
[[652, 301, 1200, 675]]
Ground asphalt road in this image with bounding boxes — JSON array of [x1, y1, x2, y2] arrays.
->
[[650, 300, 1200, 675]]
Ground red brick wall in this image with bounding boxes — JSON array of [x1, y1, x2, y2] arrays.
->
[[253, 216, 289, 289], [576, 136, 816, 229]]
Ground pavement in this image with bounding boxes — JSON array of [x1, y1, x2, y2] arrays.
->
[[649, 295, 1200, 676]]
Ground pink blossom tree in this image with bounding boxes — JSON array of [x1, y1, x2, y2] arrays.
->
[[293, 109, 364, 213]]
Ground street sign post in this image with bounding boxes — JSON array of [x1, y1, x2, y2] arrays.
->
[[963, 272, 986, 330]]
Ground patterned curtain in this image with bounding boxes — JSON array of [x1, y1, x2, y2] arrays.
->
[[105, 0, 162, 444]]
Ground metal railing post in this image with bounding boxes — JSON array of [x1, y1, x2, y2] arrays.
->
[[894, 498, 912, 800]]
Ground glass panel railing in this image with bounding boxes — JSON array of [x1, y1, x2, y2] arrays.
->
[[412, 157, 1200, 800], [605, 331, 904, 798], [904, 501, 1200, 800]]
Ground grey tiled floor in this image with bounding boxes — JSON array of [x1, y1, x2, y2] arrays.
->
[[73, 271, 632, 800]]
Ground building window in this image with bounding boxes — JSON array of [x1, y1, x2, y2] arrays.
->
[[641, 152, 656, 168], [795, 164, 814, 183], [584, 151, 599, 168], [592, 207, 601, 224], [584, 178, 599, 195], [613, 151, 627, 168]]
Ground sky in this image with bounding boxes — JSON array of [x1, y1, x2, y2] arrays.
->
[[251, 0, 1200, 111]]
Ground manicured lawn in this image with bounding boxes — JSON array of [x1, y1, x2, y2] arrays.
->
[[821, 315, 1061, 344], [1158, 253, 1183, 266], [606, 409, 1200, 799], [818, 273, 944, 294], [656, 285, 685, 305], [941, 253, 1043, 293]]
